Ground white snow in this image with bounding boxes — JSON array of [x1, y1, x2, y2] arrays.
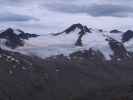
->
[[13, 28, 115, 60], [124, 38, 133, 52], [0, 27, 127, 60], [0, 39, 9, 50], [82, 31, 113, 60], [13, 30, 22, 35], [106, 32, 123, 42], [15, 28, 83, 58], [0, 39, 23, 53], [17, 28, 81, 48]]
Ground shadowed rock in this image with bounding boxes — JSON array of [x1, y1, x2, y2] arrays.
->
[[110, 30, 122, 33], [106, 37, 128, 59], [0, 28, 39, 49], [122, 30, 133, 43]]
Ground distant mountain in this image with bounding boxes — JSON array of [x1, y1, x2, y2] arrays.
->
[[0, 28, 39, 49], [52, 23, 93, 46], [53, 23, 92, 36]]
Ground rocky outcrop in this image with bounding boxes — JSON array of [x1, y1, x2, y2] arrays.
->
[[17, 29, 39, 39], [0, 28, 24, 49], [106, 37, 129, 59], [110, 29, 121, 33], [122, 30, 133, 42]]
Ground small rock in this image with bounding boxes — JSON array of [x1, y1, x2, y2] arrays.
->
[[9, 70, 13, 75], [22, 66, 27, 70]]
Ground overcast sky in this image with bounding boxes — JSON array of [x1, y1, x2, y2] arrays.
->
[[0, 0, 133, 34]]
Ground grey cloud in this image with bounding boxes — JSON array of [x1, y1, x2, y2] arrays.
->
[[88, 4, 133, 17], [1, 0, 133, 17], [1, 0, 132, 7], [0, 0, 133, 18], [44, 3, 133, 17], [0, 13, 36, 22]]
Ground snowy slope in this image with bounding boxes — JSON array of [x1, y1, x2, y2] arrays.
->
[[1, 24, 133, 60], [15, 24, 121, 60], [82, 30, 113, 60], [16, 29, 84, 58], [124, 38, 133, 52]]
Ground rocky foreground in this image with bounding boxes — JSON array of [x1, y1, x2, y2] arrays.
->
[[0, 49, 133, 100]]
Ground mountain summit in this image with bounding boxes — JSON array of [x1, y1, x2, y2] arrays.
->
[[53, 23, 92, 35], [0, 28, 39, 49]]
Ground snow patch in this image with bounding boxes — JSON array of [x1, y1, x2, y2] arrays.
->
[[124, 38, 133, 52]]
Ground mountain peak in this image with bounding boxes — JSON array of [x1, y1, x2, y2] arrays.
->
[[53, 23, 92, 36], [5, 28, 14, 32], [1, 28, 14, 35], [64, 23, 84, 34], [64, 23, 92, 34], [0, 28, 39, 49]]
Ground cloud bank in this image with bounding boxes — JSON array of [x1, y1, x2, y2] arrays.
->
[[0, 12, 36, 22]]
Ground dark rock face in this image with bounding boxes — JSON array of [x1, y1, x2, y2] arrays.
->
[[63, 23, 92, 34], [73, 24, 92, 46], [0, 28, 24, 49], [75, 29, 85, 46], [53, 23, 91, 35], [122, 30, 133, 42], [0, 28, 18, 39], [110, 29, 121, 33], [70, 49, 105, 60], [0, 28, 39, 49], [98, 29, 103, 32], [106, 37, 128, 59], [65, 23, 84, 34], [75, 37, 82, 46], [18, 29, 39, 40], [82, 26, 92, 33]]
